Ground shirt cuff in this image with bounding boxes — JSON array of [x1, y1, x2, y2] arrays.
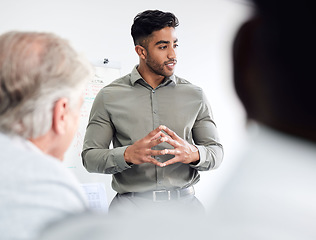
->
[[189, 145, 206, 168], [112, 145, 132, 171]]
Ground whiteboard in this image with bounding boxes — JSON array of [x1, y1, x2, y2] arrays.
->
[[63, 66, 121, 204]]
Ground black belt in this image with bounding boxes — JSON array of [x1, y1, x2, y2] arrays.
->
[[121, 186, 195, 202]]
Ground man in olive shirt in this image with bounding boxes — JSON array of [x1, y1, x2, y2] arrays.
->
[[82, 10, 223, 214]]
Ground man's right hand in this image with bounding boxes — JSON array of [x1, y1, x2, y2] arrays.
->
[[123, 125, 168, 167]]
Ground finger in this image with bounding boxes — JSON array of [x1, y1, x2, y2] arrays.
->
[[161, 157, 180, 167], [150, 131, 165, 141], [149, 135, 171, 148], [147, 156, 165, 167], [147, 126, 165, 140], [158, 131, 169, 138], [161, 148, 181, 155], [161, 126, 179, 140], [161, 136, 181, 148], [150, 149, 168, 156]]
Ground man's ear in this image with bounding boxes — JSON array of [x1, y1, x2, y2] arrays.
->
[[135, 45, 147, 60], [52, 98, 69, 135]]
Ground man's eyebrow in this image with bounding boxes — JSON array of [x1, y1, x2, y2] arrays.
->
[[155, 39, 178, 45], [155, 40, 170, 45]]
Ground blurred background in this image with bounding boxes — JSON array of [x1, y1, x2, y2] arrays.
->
[[0, 0, 253, 209]]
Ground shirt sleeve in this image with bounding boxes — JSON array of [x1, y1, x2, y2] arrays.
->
[[189, 90, 224, 171], [81, 89, 132, 174]]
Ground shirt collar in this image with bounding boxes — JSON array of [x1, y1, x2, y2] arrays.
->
[[130, 65, 176, 87], [0, 132, 43, 154]]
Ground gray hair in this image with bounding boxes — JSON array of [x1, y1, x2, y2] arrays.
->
[[0, 31, 93, 138]]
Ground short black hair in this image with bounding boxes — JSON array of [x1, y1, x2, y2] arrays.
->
[[131, 10, 179, 46]]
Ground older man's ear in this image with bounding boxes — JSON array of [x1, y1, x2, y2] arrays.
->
[[52, 98, 69, 135]]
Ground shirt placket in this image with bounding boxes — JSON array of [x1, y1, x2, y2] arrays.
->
[[150, 88, 164, 189], [151, 89, 159, 129]]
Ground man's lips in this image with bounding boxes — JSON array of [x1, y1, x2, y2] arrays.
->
[[165, 60, 177, 69]]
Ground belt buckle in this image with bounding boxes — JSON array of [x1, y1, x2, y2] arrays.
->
[[153, 190, 171, 202]]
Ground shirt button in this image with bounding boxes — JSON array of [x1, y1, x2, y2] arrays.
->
[[158, 181, 162, 184], [152, 90, 155, 93]]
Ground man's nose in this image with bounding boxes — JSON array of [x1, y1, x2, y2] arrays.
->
[[168, 47, 176, 59]]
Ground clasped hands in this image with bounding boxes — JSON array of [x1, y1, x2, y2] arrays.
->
[[124, 125, 200, 167]]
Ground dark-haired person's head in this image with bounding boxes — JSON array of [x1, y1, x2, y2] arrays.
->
[[233, 0, 316, 142], [131, 10, 179, 48]]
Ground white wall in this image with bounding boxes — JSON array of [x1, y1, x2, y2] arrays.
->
[[0, 0, 253, 208]]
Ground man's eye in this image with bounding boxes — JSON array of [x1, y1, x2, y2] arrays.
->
[[174, 44, 179, 48], [159, 46, 167, 49]]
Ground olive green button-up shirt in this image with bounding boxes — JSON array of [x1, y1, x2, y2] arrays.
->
[[82, 66, 223, 194]]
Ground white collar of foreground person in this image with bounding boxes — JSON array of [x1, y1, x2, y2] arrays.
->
[[245, 120, 316, 157], [1, 132, 44, 154], [205, 120, 316, 240]]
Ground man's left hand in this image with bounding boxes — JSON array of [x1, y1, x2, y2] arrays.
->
[[159, 126, 200, 167]]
